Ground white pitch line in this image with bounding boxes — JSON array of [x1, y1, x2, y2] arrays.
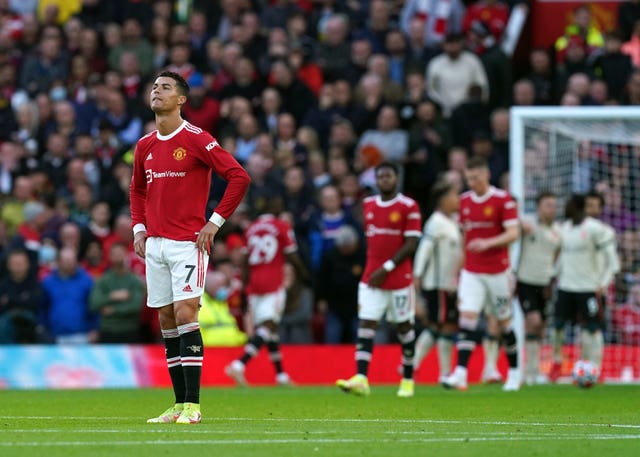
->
[[3, 416, 637, 429], [0, 435, 639, 447]]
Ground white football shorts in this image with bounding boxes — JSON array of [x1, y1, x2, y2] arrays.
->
[[145, 237, 209, 308], [457, 269, 512, 320], [248, 288, 286, 325], [358, 282, 416, 324]]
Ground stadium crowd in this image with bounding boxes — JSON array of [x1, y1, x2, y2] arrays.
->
[[0, 0, 639, 348]]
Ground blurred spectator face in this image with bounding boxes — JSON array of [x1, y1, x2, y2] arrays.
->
[[415, 100, 437, 122], [151, 17, 170, 43], [261, 87, 281, 114], [234, 58, 254, 84], [376, 106, 399, 131], [368, 54, 390, 79], [284, 166, 305, 193], [491, 110, 509, 139], [152, 0, 173, 19], [408, 17, 426, 45], [58, 247, 79, 276], [169, 44, 190, 66], [471, 136, 493, 158], [122, 19, 143, 42], [566, 39, 587, 63], [64, 17, 83, 45], [70, 55, 90, 82], [605, 34, 622, 53], [114, 214, 133, 242], [206, 37, 223, 63], [276, 113, 296, 139], [330, 120, 355, 147], [237, 114, 258, 140], [256, 133, 274, 159], [513, 79, 535, 106], [574, 6, 591, 30], [325, 15, 348, 46], [448, 147, 467, 173], [328, 156, 349, 181], [79, 29, 99, 56], [590, 80, 608, 104], [104, 70, 123, 91], [406, 72, 426, 98], [369, 0, 389, 28], [530, 49, 551, 74], [320, 185, 342, 213], [359, 73, 382, 97], [0, 141, 20, 170], [103, 23, 122, 49], [271, 60, 293, 87], [36, 93, 53, 121], [385, 30, 406, 56], [73, 183, 93, 210], [333, 79, 352, 106], [351, 39, 372, 66], [170, 24, 190, 45], [13, 176, 33, 201], [108, 243, 128, 269], [560, 92, 581, 106], [107, 91, 126, 116], [286, 13, 306, 39], [90, 202, 111, 227], [339, 174, 360, 200], [443, 38, 463, 59], [567, 73, 590, 98], [585, 194, 603, 217], [60, 222, 81, 250], [297, 126, 319, 150], [75, 135, 95, 159], [46, 133, 69, 158], [242, 12, 260, 40], [40, 36, 61, 60], [54, 101, 75, 126], [204, 270, 231, 298], [7, 250, 30, 280], [119, 51, 140, 76], [189, 11, 207, 36]]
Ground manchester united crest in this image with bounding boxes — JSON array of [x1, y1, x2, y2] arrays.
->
[[173, 147, 187, 161], [389, 211, 401, 223], [483, 206, 493, 217]]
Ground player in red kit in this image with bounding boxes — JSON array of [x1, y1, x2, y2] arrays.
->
[[225, 197, 309, 386], [336, 162, 422, 397], [130, 71, 250, 424], [442, 156, 521, 391]]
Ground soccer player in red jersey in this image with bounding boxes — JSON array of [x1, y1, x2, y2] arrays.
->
[[130, 71, 250, 424], [225, 197, 309, 386], [442, 156, 521, 391], [336, 162, 422, 397]]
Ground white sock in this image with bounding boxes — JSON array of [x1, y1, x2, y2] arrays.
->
[[525, 340, 540, 377], [437, 337, 453, 377], [483, 338, 499, 374], [591, 330, 604, 369], [413, 330, 434, 370], [580, 329, 593, 361]]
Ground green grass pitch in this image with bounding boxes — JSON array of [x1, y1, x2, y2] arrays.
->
[[1, 384, 639, 457]]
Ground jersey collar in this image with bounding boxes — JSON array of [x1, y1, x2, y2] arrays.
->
[[469, 186, 495, 204], [375, 193, 401, 207], [156, 120, 187, 141]]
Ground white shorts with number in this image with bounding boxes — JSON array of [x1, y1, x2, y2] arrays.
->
[[248, 288, 286, 325], [457, 269, 512, 320], [145, 237, 209, 308], [358, 282, 416, 324]]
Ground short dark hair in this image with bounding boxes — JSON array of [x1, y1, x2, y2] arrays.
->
[[585, 190, 605, 207], [536, 191, 557, 206], [375, 161, 399, 176], [431, 180, 454, 206], [156, 70, 189, 97], [465, 155, 488, 170], [565, 193, 586, 224]]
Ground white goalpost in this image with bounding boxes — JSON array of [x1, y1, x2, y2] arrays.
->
[[510, 106, 640, 384]]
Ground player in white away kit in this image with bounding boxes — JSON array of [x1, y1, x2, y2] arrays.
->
[[225, 197, 309, 386], [130, 71, 250, 424], [516, 192, 561, 385], [551, 194, 619, 380], [336, 162, 422, 397], [412, 181, 462, 382], [442, 156, 521, 391]]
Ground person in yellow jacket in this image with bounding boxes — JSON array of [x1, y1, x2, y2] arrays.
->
[[199, 271, 247, 347], [555, 5, 604, 63], [38, 0, 81, 25]]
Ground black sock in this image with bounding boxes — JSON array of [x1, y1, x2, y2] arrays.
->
[[267, 339, 284, 374], [356, 327, 375, 376], [456, 328, 482, 368], [162, 328, 185, 404], [503, 329, 518, 368], [240, 326, 269, 365], [178, 323, 203, 404], [398, 329, 416, 380]]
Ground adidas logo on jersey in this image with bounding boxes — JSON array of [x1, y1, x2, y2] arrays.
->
[[146, 153, 153, 160], [183, 284, 193, 292]]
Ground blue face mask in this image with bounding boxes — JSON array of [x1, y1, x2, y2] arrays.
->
[[49, 86, 67, 102], [39, 245, 57, 264], [215, 287, 229, 302]]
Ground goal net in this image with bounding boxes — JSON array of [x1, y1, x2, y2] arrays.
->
[[510, 106, 640, 384]]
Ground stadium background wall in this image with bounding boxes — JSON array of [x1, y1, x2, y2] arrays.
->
[[0, 344, 638, 389]]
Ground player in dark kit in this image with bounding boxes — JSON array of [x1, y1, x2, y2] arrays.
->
[[130, 71, 250, 424]]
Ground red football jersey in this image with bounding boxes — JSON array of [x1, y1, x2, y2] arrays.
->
[[130, 121, 250, 241], [244, 214, 297, 295], [459, 186, 518, 274], [361, 194, 422, 290]]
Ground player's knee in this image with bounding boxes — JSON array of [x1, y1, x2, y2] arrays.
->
[[459, 313, 479, 331], [255, 325, 273, 341]]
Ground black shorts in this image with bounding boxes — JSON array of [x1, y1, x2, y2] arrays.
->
[[554, 289, 603, 327], [517, 281, 547, 316], [423, 289, 458, 325]]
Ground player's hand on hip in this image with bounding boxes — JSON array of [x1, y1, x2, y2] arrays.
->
[[197, 221, 219, 254], [368, 268, 387, 288], [134, 231, 147, 258]]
